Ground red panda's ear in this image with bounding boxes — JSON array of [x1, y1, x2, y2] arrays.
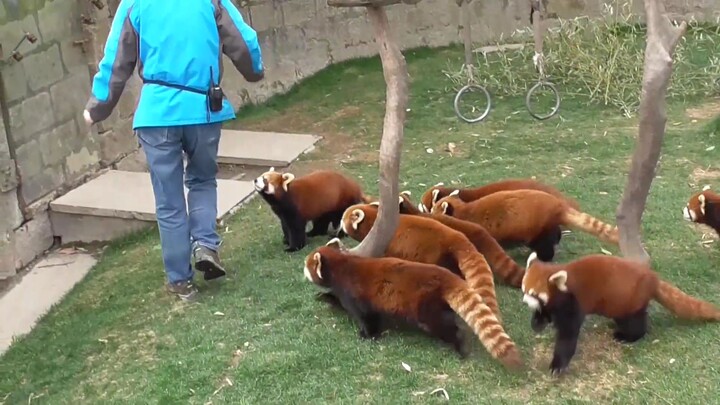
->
[[433, 182, 444, 187], [351, 209, 365, 230], [449, 189, 460, 197], [369, 201, 380, 207], [313, 252, 323, 279], [548, 270, 568, 292], [526, 251, 539, 269], [281, 173, 295, 191], [325, 238, 345, 250], [431, 189, 440, 204], [699, 194, 706, 215], [400, 190, 411, 197]]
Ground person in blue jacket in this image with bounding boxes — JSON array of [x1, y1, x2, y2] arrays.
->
[[83, 0, 264, 302]]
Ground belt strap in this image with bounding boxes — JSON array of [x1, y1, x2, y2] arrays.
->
[[142, 78, 207, 95]]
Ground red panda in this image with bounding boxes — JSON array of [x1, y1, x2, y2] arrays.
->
[[418, 179, 580, 214], [521, 251, 720, 375], [253, 168, 373, 252], [341, 203, 502, 320], [431, 189, 618, 261], [683, 185, 720, 236], [303, 239, 524, 370], [397, 191, 525, 288]]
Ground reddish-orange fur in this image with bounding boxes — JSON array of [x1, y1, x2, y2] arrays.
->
[[521, 252, 720, 374], [431, 189, 618, 260], [683, 187, 720, 236], [523, 254, 720, 321], [304, 244, 523, 370], [254, 169, 373, 251], [398, 192, 525, 287], [419, 179, 580, 213], [341, 203, 502, 320]]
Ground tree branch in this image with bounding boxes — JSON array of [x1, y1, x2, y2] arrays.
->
[[349, 5, 408, 257], [615, 0, 686, 263]]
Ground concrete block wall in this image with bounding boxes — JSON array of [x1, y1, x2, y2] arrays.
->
[[219, 0, 720, 108], [0, 0, 717, 279], [0, 0, 141, 278]]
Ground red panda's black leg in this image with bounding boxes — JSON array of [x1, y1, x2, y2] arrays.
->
[[613, 306, 648, 343], [531, 308, 552, 333], [307, 215, 331, 237], [548, 295, 585, 376], [334, 291, 383, 339], [529, 226, 562, 262], [418, 299, 467, 357], [280, 217, 290, 246], [285, 216, 308, 252]]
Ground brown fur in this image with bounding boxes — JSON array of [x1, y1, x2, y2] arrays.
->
[[521, 252, 720, 374], [398, 191, 525, 287], [304, 242, 523, 370], [419, 179, 580, 213], [431, 189, 618, 256], [341, 203, 502, 320], [683, 187, 720, 236], [523, 253, 720, 321], [254, 168, 373, 251]]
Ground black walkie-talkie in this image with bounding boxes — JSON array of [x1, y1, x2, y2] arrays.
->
[[207, 66, 224, 112]]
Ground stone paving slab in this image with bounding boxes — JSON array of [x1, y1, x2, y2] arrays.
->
[[217, 129, 321, 167], [49, 170, 255, 222], [0, 251, 96, 356]]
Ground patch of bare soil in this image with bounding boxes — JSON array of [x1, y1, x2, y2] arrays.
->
[[689, 167, 720, 187], [243, 105, 372, 175], [686, 99, 720, 120], [508, 328, 637, 402]]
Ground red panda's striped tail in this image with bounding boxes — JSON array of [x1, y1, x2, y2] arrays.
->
[[655, 280, 720, 321]]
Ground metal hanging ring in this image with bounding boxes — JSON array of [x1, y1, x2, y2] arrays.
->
[[453, 84, 492, 123], [525, 81, 560, 121]]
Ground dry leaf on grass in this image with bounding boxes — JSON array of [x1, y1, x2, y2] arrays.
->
[[600, 248, 613, 256], [401, 362, 412, 372]]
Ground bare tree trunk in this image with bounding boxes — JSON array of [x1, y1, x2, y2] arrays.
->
[[531, 0, 545, 77], [461, 0, 474, 80], [615, 0, 686, 263], [350, 5, 408, 257]]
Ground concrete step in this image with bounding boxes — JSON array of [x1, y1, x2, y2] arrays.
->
[[0, 250, 96, 356], [49, 170, 255, 244], [217, 129, 321, 167]]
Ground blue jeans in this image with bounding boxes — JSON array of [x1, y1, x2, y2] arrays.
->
[[136, 123, 222, 284]]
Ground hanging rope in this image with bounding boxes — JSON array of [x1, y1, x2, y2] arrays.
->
[[530, 0, 545, 78]]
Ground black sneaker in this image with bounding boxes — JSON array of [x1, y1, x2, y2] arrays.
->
[[166, 280, 199, 302], [193, 245, 227, 281]]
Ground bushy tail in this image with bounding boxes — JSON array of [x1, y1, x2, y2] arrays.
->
[[444, 287, 523, 370], [451, 244, 502, 321], [654, 280, 720, 321], [562, 208, 619, 245], [466, 226, 525, 288]]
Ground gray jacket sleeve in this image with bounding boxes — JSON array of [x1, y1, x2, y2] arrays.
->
[[85, 0, 138, 123], [214, 0, 265, 83]]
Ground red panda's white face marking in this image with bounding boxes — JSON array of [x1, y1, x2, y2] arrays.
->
[[254, 168, 294, 195], [684, 189, 713, 222], [521, 252, 553, 311]]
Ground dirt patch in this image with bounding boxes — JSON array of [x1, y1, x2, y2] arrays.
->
[[507, 328, 636, 402], [686, 99, 720, 120], [689, 167, 720, 186]]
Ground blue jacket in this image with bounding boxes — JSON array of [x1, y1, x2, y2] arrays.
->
[[85, 0, 264, 129]]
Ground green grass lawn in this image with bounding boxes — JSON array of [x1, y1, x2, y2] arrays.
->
[[2, 44, 720, 404]]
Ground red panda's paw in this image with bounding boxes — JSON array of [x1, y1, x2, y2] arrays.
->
[[549, 356, 570, 377]]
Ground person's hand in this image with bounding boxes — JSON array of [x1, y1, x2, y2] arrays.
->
[[83, 110, 93, 125]]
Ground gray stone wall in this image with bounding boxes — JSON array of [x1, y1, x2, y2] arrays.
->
[[219, 0, 720, 107], [0, 0, 141, 277], [0, 0, 718, 278]]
